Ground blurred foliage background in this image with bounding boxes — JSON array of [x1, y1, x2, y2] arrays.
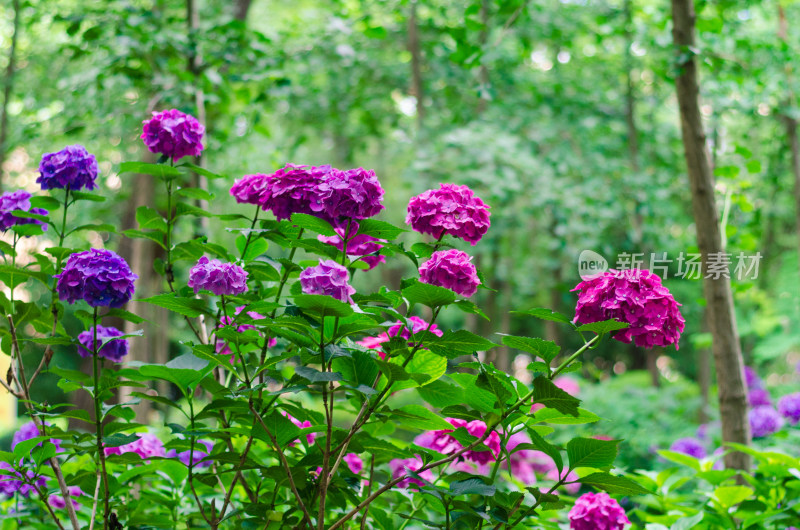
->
[[2, 0, 800, 442]]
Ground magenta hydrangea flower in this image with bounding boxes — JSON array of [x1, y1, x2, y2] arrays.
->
[[744, 366, 763, 389], [356, 316, 444, 355], [12, 421, 62, 453], [252, 164, 331, 220], [419, 249, 481, 297], [504, 432, 542, 485], [77, 325, 129, 362], [299, 259, 355, 303], [572, 269, 685, 350], [414, 418, 501, 465], [748, 388, 772, 408], [167, 440, 213, 468], [669, 437, 706, 459], [749, 406, 784, 438], [568, 492, 631, 530], [0, 190, 48, 233], [318, 221, 386, 270], [215, 305, 277, 362], [316, 167, 385, 222], [141, 109, 204, 161], [49, 486, 84, 510], [37, 145, 98, 190], [282, 411, 317, 447], [388, 455, 435, 489], [344, 453, 364, 474], [0, 462, 46, 498], [778, 393, 800, 425], [406, 183, 491, 245], [188, 256, 248, 296], [55, 249, 137, 308], [104, 433, 165, 460]]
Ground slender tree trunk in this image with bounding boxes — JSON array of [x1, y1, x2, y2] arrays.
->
[[477, 0, 490, 114], [0, 0, 21, 192], [671, 0, 751, 471], [187, 0, 210, 236], [408, 0, 424, 129], [234, 0, 252, 21]]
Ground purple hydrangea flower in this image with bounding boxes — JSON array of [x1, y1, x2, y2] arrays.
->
[[344, 453, 364, 474], [316, 167, 385, 222], [77, 325, 129, 362], [0, 190, 48, 233], [748, 388, 772, 408], [749, 406, 784, 438], [418, 249, 481, 297], [37, 145, 98, 191], [0, 462, 46, 498], [167, 440, 213, 468], [388, 455, 435, 489], [215, 305, 277, 362], [104, 433, 165, 460], [669, 437, 706, 459], [568, 492, 631, 530], [55, 249, 137, 308], [49, 486, 84, 510], [406, 183, 491, 245], [778, 392, 800, 425], [299, 259, 356, 303], [318, 221, 385, 270], [572, 269, 685, 350], [253, 164, 332, 220], [282, 411, 318, 447], [12, 421, 62, 453], [744, 366, 763, 389], [141, 109, 204, 161], [414, 418, 501, 465], [188, 256, 248, 296]]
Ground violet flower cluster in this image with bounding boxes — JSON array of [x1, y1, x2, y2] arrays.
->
[[749, 406, 784, 438], [0, 190, 48, 233], [0, 422, 64, 499], [141, 109, 204, 161], [568, 492, 631, 530], [315, 167, 385, 222], [167, 440, 214, 468], [778, 392, 800, 425], [188, 256, 249, 296], [104, 433, 166, 460], [55, 249, 137, 308], [387, 455, 435, 489], [12, 421, 62, 453], [748, 388, 772, 408], [318, 221, 385, 270], [406, 183, 491, 245], [572, 269, 685, 349], [668, 437, 707, 459], [48, 486, 85, 510], [299, 259, 356, 303], [419, 249, 481, 297], [77, 325, 129, 362], [37, 144, 98, 191]]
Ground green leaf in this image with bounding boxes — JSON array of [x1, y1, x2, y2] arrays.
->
[[136, 206, 168, 232], [241, 238, 269, 262], [531, 407, 600, 425], [178, 163, 227, 180], [566, 438, 618, 471], [501, 336, 560, 363], [356, 219, 406, 239], [578, 472, 651, 495], [405, 350, 447, 387], [175, 202, 214, 218], [122, 229, 166, 249], [671, 512, 704, 530], [476, 370, 515, 405], [427, 330, 497, 358], [713, 485, 753, 509], [294, 365, 343, 383], [139, 293, 207, 317], [454, 299, 490, 320], [293, 294, 353, 317], [69, 222, 117, 234], [30, 196, 61, 210], [657, 450, 701, 472], [174, 187, 215, 201], [533, 376, 580, 416], [289, 213, 336, 236], [402, 280, 456, 308], [394, 404, 454, 431], [512, 308, 572, 324], [417, 380, 465, 408], [375, 360, 411, 382], [254, 411, 302, 448], [527, 429, 564, 473], [449, 478, 496, 497], [70, 191, 106, 202], [576, 319, 629, 335], [120, 161, 182, 180]]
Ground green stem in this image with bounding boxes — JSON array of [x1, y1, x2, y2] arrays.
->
[[165, 174, 174, 288], [240, 205, 261, 259], [550, 335, 599, 379], [91, 308, 110, 530]]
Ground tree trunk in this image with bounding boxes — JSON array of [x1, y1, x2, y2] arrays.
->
[[408, 0, 424, 129], [234, 0, 252, 21], [477, 0, 490, 114], [670, 0, 751, 471], [0, 0, 21, 192]]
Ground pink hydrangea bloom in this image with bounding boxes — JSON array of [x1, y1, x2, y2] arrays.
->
[[230, 173, 271, 206], [532, 376, 580, 413], [188, 256, 249, 296], [104, 433, 165, 460], [357, 316, 443, 357], [49, 486, 84, 509], [504, 432, 539, 485], [568, 492, 630, 530], [778, 392, 800, 425], [406, 184, 491, 245], [215, 305, 277, 362], [414, 418, 501, 465], [572, 269, 685, 350], [344, 453, 364, 474], [316, 168, 385, 222], [299, 259, 356, 303], [419, 249, 481, 297], [141, 109, 204, 161], [244, 164, 332, 220], [282, 411, 317, 446], [318, 221, 386, 270], [388, 455, 435, 489]]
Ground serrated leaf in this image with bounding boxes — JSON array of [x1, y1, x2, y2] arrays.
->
[[139, 293, 207, 317], [576, 319, 629, 335], [294, 365, 343, 383], [533, 376, 580, 416], [449, 478, 496, 497], [567, 438, 618, 471], [293, 294, 353, 317], [501, 336, 560, 363], [289, 213, 336, 236], [402, 280, 456, 308], [356, 219, 406, 239], [120, 161, 181, 179], [512, 308, 572, 324], [578, 472, 651, 495]]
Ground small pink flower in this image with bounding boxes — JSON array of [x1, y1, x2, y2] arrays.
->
[[344, 453, 364, 474], [388, 455, 434, 489]]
